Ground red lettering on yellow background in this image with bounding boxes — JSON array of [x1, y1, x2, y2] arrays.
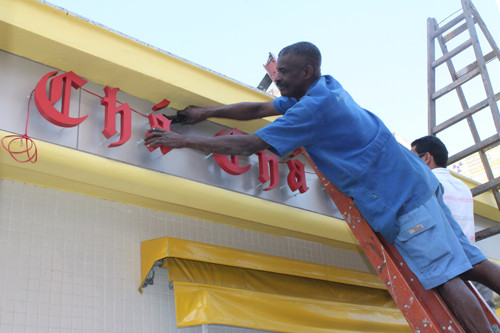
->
[[286, 159, 309, 193], [146, 113, 173, 155], [256, 150, 279, 191], [34, 71, 88, 127], [100, 86, 132, 147], [213, 128, 251, 175]]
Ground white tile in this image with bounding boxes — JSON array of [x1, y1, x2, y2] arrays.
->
[[0, 179, 374, 333]]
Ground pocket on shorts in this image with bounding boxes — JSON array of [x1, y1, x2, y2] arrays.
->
[[396, 208, 451, 273]]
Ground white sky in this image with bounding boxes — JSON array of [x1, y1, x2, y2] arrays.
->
[[44, 0, 500, 155]]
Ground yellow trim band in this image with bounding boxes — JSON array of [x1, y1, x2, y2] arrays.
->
[[0, 0, 274, 134], [1, 130, 361, 253]]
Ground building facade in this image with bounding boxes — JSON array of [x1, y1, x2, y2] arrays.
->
[[0, 1, 498, 332]]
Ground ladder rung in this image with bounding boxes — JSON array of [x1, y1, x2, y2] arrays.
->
[[475, 223, 500, 242], [432, 92, 500, 134], [432, 39, 472, 68], [431, 13, 465, 39], [471, 177, 500, 196], [455, 51, 498, 78], [431, 66, 480, 100], [442, 22, 469, 42], [447, 134, 500, 165]]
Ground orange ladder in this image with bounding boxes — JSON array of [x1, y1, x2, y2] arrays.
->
[[298, 147, 500, 332]]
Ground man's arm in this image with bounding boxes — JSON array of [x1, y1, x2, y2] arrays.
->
[[178, 101, 279, 124], [144, 128, 270, 156]]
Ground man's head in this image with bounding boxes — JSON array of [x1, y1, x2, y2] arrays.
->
[[411, 135, 448, 169], [275, 42, 322, 99]]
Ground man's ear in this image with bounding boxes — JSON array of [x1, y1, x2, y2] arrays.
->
[[422, 152, 437, 168], [303, 64, 314, 79]]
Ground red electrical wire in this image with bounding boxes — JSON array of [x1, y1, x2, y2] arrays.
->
[[1, 90, 38, 163], [1, 83, 179, 163], [80, 87, 148, 118]]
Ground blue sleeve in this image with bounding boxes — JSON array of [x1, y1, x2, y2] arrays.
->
[[255, 101, 318, 157], [273, 96, 297, 114]]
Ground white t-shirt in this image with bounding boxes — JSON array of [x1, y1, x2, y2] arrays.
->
[[432, 168, 475, 244]]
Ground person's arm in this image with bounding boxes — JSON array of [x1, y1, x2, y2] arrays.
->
[[178, 101, 279, 124], [144, 128, 270, 156]]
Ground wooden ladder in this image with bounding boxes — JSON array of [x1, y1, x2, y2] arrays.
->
[[427, 0, 500, 241]]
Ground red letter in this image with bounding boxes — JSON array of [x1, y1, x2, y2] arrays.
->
[[256, 150, 279, 191], [213, 128, 251, 175], [286, 159, 309, 193], [34, 71, 88, 127], [151, 99, 170, 111], [100, 86, 132, 147], [145, 113, 173, 155]]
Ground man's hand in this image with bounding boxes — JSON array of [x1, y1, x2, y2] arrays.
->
[[144, 128, 186, 149], [177, 106, 208, 125], [175, 102, 278, 124]]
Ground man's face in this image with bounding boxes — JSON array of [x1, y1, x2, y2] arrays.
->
[[275, 54, 309, 99]]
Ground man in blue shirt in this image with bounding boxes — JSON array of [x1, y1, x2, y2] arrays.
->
[[145, 42, 500, 332]]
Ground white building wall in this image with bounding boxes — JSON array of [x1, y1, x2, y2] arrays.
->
[[0, 179, 372, 333]]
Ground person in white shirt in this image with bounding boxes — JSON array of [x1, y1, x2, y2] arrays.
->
[[411, 135, 495, 312]]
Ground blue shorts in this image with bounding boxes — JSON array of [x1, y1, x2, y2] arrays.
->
[[394, 185, 486, 290]]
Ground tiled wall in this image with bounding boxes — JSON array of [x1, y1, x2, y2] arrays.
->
[[0, 179, 372, 333]]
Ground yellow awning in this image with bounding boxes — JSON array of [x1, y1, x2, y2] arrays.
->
[[139, 237, 383, 293], [140, 237, 411, 332]]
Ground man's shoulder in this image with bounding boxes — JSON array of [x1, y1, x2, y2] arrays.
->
[[433, 168, 472, 195]]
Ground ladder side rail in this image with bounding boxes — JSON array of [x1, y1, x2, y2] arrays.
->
[[435, 30, 482, 147], [428, 18, 438, 135], [257, 53, 278, 91], [464, 281, 500, 326], [462, 0, 500, 207], [470, 3, 500, 60], [377, 235, 468, 332], [462, 0, 500, 132], [300, 148, 465, 333]]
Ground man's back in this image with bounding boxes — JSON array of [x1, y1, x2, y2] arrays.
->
[[432, 167, 475, 244]]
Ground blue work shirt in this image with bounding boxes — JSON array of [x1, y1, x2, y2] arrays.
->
[[255, 75, 439, 242]]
